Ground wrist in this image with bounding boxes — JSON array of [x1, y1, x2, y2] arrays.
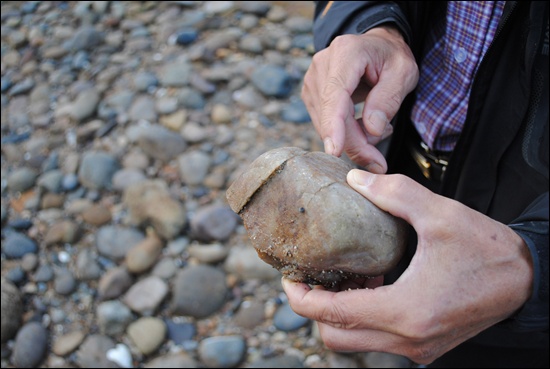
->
[[364, 23, 407, 42]]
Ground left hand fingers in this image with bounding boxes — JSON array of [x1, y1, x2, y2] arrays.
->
[[282, 278, 465, 365], [281, 278, 401, 332]]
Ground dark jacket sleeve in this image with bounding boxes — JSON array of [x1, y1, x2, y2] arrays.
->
[[312, 1, 411, 51], [508, 192, 549, 332]]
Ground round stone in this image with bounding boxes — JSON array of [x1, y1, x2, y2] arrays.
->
[[226, 147, 409, 288]]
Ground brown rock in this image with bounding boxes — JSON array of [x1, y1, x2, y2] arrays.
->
[[125, 230, 164, 274], [226, 147, 408, 288], [43, 220, 80, 246], [81, 203, 112, 226], [97, 266, 134, 301]]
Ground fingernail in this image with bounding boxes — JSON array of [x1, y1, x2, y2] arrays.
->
[[380, 128, 394, 142], [367, 110, 389, 136], [281, 277, 297, 289], [324, 137, 335, 155], [365, 162, 384, 174], [349, 169, 375, 186]]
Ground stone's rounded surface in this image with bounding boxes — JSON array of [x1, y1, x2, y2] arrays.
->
[[1, 278, 23, 343], [127, 317, 166, 356], [171, 265, 229, 318], [3, 232, 38, 259], [12, 321, 48, 367], [226, 147, 409, 288], [198, 335, 246, 368], [273, 303, 310, 332]]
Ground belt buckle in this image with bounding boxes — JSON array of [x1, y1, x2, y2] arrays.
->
[[410, 144, 433, 180], [420, 142, 449, 167], [410, 141, 449, 182]]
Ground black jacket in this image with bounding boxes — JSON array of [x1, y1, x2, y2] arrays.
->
[[311, 0, 548, 350]]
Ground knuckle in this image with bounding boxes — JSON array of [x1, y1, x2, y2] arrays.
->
[[323, 75, 346, 94], [398, 324, 441, 365], [377, 90, 404, 115], [322, 335, 343, 351], [376, 173, 411, 194], [330, 34, 355, 49], [388, 91, 403, 110], [406, 345, 440, 366], [345, 148, 365, 165], [311, 48, 326, 62], [318, 114, 334, 131], [320, 303, 355, 329], [421, 198, 461, 238], [300, 85, 308, 100]]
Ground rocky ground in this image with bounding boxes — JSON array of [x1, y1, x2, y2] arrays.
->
[[1, 1, 412, 368]]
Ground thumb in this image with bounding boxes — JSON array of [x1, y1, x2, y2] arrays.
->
[[347, 169, 437, 230]]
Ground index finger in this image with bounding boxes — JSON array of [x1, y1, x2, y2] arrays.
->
[[317, 77, 361, 157], [315, 38, 374, 157]]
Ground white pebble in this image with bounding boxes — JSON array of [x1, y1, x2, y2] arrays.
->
[[106, 344, 133, 368], [58, 251, 71, 263]]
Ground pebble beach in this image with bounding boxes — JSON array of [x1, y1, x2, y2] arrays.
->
[[1, 1, 412, 367]]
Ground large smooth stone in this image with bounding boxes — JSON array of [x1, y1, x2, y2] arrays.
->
[[1, 278, 23, 343], [226, 147, 408, 288]]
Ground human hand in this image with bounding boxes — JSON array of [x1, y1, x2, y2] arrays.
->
[[282, 169, 534, 365], [301, 26, 419, 173]]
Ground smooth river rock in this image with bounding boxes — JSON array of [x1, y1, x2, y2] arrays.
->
[[226, 147, 409, 288]]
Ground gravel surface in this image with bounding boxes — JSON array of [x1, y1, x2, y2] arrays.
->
[[1, 1, 412, 368]]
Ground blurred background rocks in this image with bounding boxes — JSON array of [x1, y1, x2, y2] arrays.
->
[[1, 1, 411, 368]]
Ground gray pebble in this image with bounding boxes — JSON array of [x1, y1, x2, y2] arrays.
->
[[133, 72, 158, 92], [144, 352, 199, 368], [96, 225, 145, 261], [33, 263, 54, 283], [37, 169, 64, 193], [178, 150, 212, 186], [123, 275, 168, 315], [7, 167, 38, 193], [251, 64, 293, 98], [171, 264, 229, 318], [76, 334, 118, 368], [245, 355, 305, 368], [53, 269, 77, 295], [61, 173, 80, 191], [189, 203, 238, 242], [12, 321, 48, 368], [3, 232, 38, 259], [78, 151, 119, 191], [6, 266, 26, 285], [135, 124, 187, 162], [198, 335, 247, 368], [97, 300, 134, 336], [273, 303, 310, 332]]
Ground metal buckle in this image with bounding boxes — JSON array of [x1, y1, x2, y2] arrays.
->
[[420, 141, 449, 167], [409, 141, 450, 182]]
